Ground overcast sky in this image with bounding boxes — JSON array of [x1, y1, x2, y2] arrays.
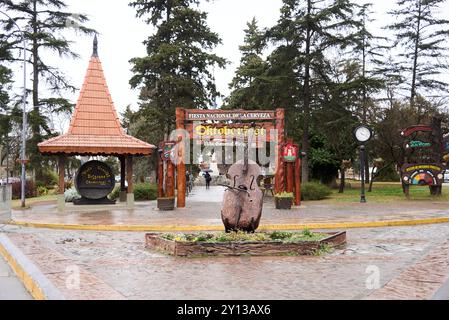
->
[[5, 0, 449, 132]]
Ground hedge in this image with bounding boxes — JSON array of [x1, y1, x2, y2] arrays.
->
[[109, 183, 158, 201], [301, 182, 332, 201]]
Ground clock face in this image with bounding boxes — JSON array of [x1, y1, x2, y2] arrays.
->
[[355, 126, 372, 142]]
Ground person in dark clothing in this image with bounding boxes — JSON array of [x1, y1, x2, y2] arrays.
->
[[185, 171, 191, 195], [204, 171, 212, 189]]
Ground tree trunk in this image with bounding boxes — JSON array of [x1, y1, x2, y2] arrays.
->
[[301, 0, 312, 183], [32, 0, 39, 135], [410, 0, 422, 111], [339, 167, 345, 193]]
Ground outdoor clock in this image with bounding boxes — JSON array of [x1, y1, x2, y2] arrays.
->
[[354, 125, 372, 143]]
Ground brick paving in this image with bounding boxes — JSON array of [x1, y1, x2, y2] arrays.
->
[[2, 223, 449, 299]]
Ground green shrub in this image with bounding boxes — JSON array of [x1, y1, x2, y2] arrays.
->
[[375, 165, 400, 182], [109, 186, 120, 201], [11, 180, 37, 199], [37, 186, 48, 196], [301, 182, 332, 201], [274, 192, 293, 198], [64, 187, 81, 203], [36, 170, 58, 188], [109, 183, 158, 201]]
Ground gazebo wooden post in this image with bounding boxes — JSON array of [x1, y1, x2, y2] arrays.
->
[[126, 155, 134, 207], [274, 108, 285, 194], [176, 108, 186, 208], [119, 156, 127, 202], [57, 155, 65, 212]]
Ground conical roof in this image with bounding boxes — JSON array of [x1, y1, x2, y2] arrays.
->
[[39, 36, 155, 156]]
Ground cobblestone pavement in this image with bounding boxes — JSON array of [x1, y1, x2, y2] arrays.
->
[[11, 186, 449, 227], [2, 223, 449, 299], [0, 251, 32, 300]]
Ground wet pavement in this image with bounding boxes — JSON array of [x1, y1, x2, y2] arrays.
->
[[11, 186, 449, 227], [2, 223, 449, 299], [0, 252, 32, 300]]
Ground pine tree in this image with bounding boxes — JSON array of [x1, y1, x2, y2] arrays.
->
[[386, 0, 449, 110], [0, 0, 94, 180], [129, 0, 226, 141], [269, 0, 361, 182], [226, 18, 270, 110], [0, 20, 13, 156]]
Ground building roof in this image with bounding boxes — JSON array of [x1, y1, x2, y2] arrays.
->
[[39, 36, 155, 156]]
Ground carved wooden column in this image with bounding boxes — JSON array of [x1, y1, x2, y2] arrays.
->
[[166, 159, 175, 198], [176, 108, 186, 208], [274, 108, 285, 194], [126, 155, 134, 206], [57, 155, 65, 211], [157, 153, 164, 198], [285, 138, 294, 193], [294, 155, 301, 206]]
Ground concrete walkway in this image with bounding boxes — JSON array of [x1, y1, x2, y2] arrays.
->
[[0, 252, 32, 300], [9, 186, 449, 231]]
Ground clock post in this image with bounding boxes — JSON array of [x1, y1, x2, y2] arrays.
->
[[359, 145, 366, 203], [354, 125, 372, 203]]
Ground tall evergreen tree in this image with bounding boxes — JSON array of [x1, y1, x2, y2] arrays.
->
[[269, 0, 361, 182], [129, 0, 226, 141], [0, 0, 94, 180], [385, 0, 449, 111], [225, 18, 270, 109]]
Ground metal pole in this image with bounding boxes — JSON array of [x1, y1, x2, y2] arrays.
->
[[6, 138, 9, 184], [0, 11, 27, 207], [360, 144, 366, 203]]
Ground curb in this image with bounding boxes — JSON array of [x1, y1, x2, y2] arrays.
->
[[0, 233, 65, 300], [432, 277, 449, 300], [8, 216, 449, 232]]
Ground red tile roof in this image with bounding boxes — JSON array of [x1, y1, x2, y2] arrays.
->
[[39, 45, 155, 156]]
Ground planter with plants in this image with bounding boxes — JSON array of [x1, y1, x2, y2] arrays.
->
[[145, 229, 347, 257], [274, 192, 293, 209], [157, 196, 175, 210]]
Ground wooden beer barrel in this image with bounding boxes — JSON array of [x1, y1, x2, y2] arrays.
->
[[75, 160, 115, 200]]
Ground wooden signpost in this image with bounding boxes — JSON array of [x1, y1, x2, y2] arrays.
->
[[400, 116, 445, 197]]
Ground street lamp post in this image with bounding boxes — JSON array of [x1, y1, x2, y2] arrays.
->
[[0, 11, 27, 207]]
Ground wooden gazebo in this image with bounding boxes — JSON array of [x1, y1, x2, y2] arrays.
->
[[38, 36, 155, 211]]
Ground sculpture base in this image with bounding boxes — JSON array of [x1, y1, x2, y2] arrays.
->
[[73, 197, 116, 205]]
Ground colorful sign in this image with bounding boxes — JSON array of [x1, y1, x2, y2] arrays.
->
[[406, 140, 432, 148], [400, 125, 432, 137], [283, 143, 297, 162], [194, 124, 267, 137], [186, 110, 276, 121], [162, 141, 176, 161], [401, 163, 444, 186]]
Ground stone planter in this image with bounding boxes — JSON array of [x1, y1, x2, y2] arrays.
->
[[157, 197, 175, 210], [275, 197, 292, 209], [145, 231, 346, 257]]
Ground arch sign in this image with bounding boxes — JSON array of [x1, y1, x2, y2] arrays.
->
[[171, 108, 291, 208]]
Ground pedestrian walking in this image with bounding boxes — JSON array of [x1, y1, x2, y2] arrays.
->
[[204, 171, 212, 189]]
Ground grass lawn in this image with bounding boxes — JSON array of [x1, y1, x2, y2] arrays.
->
[[12, 194, 58, 210], [324, 180, 449, 203]]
